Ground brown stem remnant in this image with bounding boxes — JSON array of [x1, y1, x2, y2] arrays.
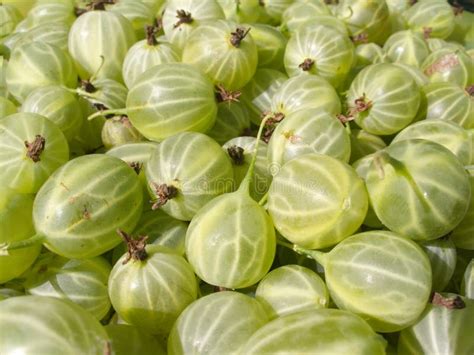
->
[[241, 127, 255, 137], [117, 229, 148, 264], [298, 58, 315, 71], [81, 79, 97, 93], [83, 206, 91, 220], [104, 342, 112, 355], [92, 103, 115, 119], [355, 95, 372, 111], [262, 111, 285, 143], [215, 84, 242, 103], [146, 25, 159, 46], [129, 162, 143, 175], [87, 0, 116, 11], [349, 94, 373, 117], [119, 115, 132, 128], [38, 264, 49, 274], [154, 17, 163, 29], [174, 10, 193, 28], [423, 27, 433, 39], [351, 33, 369, 44], [74, 7, 88, 17], [214, 286, 230, 292], [151, 183, 178, 210], [94, 103, 108, 112], [337, 113, 354, 125], [227, 145, 245, 165], [230, 27, 251, 48], [452, 1, 464, 16], [466, 85, 474, 96], [431, 292, 466, 309], [25, 135, 46, 163]]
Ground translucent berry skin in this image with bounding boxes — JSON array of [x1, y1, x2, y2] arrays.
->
[[186, 191, 276, 289], [0, 296, 110, 354], [268, 153, 368, 250], [126, 63, 218, 142], [146, 132, 234, 221], [324, 231, 432, 333], [33, 154, 143, 259], [109, 245, 198, 336], [366, 139, 471, 241], [168, 291, 270, 355], [346, 63, 421, 136], [241, 309, 387, 354]]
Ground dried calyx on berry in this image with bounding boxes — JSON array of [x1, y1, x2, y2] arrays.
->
[[174, 9, 193, 28], [230, 27, 251, 48], [117, 229, 148, 264], [151, 183, 178, 210], [227, 145, 245, 166], [25, 135, 46, 163], [215, 84, 241, 103]]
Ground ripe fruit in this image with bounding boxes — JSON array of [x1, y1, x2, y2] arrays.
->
[[68, 9, 136, 82], [106, 63, 217, 142], [421, 237, 456, 292], [24, 253, 111, 320], [392, 120, 473, 165], [241, 309, 387, 354], [186, 121, 276, 288], [346, 63, 421, 135], [383, 30, 430, 68], [105, 324, 166, 355], [32, 154, 143, 258], [223, 136, 271, 201], [0, 189, 40, 284], [336, 0, 390, 44], [21, 85, 83, 141], [284, 24, 354, 88], [267, 153, 368, 250], [255, 265, 329, 318], [280, 2, 331, 36], [122, 25, 179, 89], [421, 48, 474, 88], [267, 109, 351, 170], [418, 82, 474, 129], [366, 139, 471, 241], [101, 115, 144, 149], [271, 75, 341, 118], [182, 20, 258, 90], [249, 23, 287, 71], [398, 293, 474, 354], [0, 296, 110, 354], [109, 243, 198, 335], [298, 231, 432, 332], [146, 132, 234, 221], [6, 42, 77, 103], [402, 0, 455, 39], [168, 291, 270, 354], [162, 0, 225, 54], [0, 113, 69, 193]]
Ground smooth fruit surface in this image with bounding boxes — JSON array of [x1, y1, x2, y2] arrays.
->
[[324, 231, 432, 332], [268, 154, 368, 250]]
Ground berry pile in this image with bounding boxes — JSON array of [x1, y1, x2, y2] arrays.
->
[[0, 0, 473, 354]]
